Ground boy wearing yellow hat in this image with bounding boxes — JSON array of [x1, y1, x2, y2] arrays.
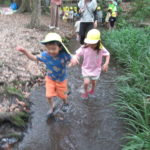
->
[[16, 33, 76, 118]]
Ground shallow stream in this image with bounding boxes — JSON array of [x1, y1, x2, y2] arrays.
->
[[14, 39, 125, 150]]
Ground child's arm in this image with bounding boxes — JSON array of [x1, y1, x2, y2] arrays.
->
[[68, 55, 79, 67], [16, 46, 38, 61], [102, 55, 110, 72], [68, 46, 84, 67]]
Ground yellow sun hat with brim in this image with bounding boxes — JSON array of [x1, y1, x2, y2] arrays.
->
[[108, 7, 112, 10], [65, 12, 69, 16], [97, 6, 101, 10], [41, 33, 71, 55], [63, 7, 66, 11], [112, 12, 117, 17], [70, 7, 73, 10], [84, 29, 104, 49], [66, 6, 69, 11]]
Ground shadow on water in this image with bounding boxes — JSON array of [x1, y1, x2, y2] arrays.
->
[[14, 39, 125, 150]]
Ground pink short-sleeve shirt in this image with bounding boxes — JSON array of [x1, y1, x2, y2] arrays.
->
[[76, 46, 110, 77]]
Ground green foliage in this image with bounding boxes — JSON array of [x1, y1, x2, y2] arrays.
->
[[63, 37, 70, 47], [0, 0, 10, 5], [5, 133, 23, 141], [0, 111, 29, 128], [130, 0, 150, 21], [5, 86, 25, 100], [10, 111, 29, 128], [116, 16, 131, 29], [102, 27, 150, 149]]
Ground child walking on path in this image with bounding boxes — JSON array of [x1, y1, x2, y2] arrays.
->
[[71, 29, 110, 99], [16, 33, 76, 117]]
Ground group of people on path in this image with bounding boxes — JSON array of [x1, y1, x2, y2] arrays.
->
[[16, 0, 111, 119], [75, 0, 118, 44], [49, 0, 118, 44]]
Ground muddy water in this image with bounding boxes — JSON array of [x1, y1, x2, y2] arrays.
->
[[14, 39, 125, 150]]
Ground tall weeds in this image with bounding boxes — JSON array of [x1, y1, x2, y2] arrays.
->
[[102, 27, 150, 149]]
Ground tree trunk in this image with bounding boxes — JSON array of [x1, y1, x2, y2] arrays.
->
[[17, 0, 32, 13], [29, 0, 41, 28], [15, 0, 22, 7]]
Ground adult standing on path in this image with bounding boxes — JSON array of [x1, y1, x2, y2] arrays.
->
[[49, 0, 62, 30], [78, 0, 97, 44]]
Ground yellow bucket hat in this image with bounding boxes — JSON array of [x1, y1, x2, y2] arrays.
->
[[112, 12, 117, 17], [70, 7, 73, 10], [84, 29, 103, 49], [41, 33, 71, 55], [97, 6, 101, 10]]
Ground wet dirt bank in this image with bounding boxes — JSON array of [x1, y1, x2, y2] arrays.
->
[[13, 39, 125, 150]]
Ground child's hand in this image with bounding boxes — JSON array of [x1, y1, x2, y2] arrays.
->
[[16, 46, 27, 54], [102, 64, 109, 72], [69, 55, 79, 67]]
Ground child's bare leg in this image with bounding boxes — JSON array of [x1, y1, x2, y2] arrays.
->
[[47, 97, 55, 113], [62, 98, 68, 104], [84, 78, 90, 93], [88, 80, 96, 95], [61, 98, 69, 112], [81, 78, 90, 99], [91, 80, 96, 91]]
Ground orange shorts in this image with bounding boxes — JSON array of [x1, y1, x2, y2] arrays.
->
[[45, 76, 68, 99]]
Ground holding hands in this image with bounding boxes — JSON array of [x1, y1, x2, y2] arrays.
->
[[68, 55, 79, 67]]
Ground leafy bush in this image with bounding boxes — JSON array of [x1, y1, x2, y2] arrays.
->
[[116, 16, 131, 29], [102, 27, 150, 149], [130, 0, 150, 21], [0, 0, 10, 5]]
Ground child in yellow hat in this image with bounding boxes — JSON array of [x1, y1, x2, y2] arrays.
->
[[96, 6, 103, 27], [70, 29, 110, 99], [16, 33, 77, 118]]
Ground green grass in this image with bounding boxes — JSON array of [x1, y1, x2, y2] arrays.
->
[[0, 0, 11, 5], [130, 0, 150, 22], [0, 111, 30, 128], [10, 111, 29, 128], [102, 27, 150, 149], [5, 86, 25, 100]]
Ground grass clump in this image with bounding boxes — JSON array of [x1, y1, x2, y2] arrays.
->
[[102, 27, 150, 149], [4, 86, 25, 100], [10, 111, 29, 128], [0, 111, 30, 128]]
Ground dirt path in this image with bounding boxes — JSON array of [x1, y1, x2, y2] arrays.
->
[[14, 39, 125, 150]]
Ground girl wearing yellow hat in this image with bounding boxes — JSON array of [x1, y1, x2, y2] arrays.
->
[[16, 32, 76, 118], [71, 29, 110, 99], [78, 0, 98, 44]]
